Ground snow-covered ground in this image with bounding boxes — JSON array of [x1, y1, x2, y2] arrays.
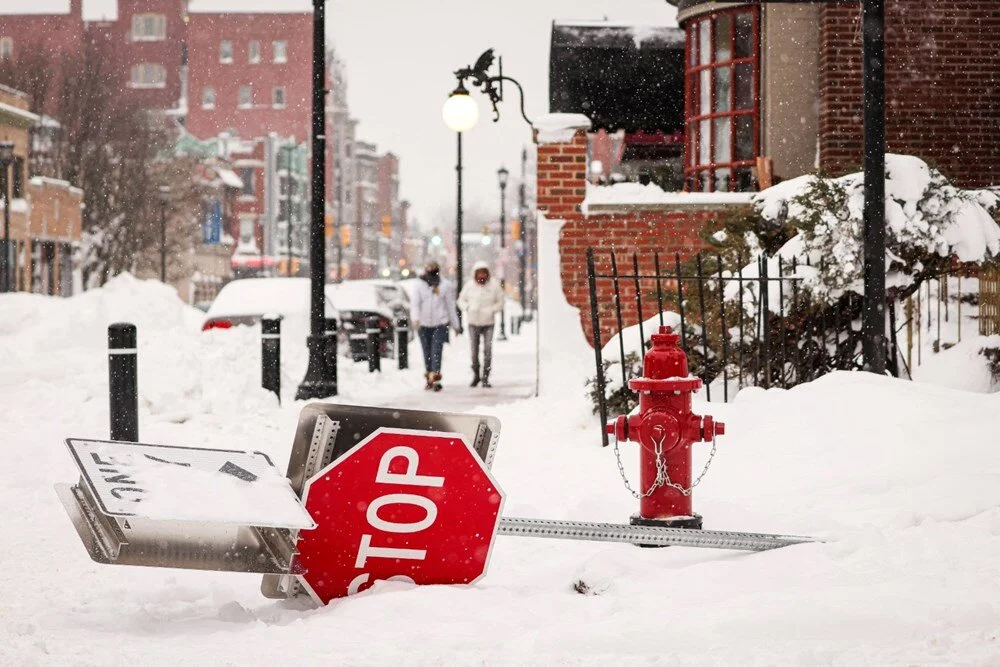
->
[[3, 276, 1000, 665]]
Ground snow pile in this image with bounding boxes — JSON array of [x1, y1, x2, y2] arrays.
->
[[533, 113, 591, 144], [912, 335, 1000, 393], [747, 155, 1000, 302], [583, 181, 753, 212]]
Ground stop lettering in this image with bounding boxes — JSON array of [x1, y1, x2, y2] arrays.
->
[[294, 428, 505, 604]]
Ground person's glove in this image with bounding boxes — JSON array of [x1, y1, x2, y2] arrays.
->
[[411, 320, 420, 331], [454, 327, 464, 336]]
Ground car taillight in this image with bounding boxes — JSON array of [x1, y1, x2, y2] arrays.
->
[[202, 320, 233, 331], [379, 317, 391, 329]]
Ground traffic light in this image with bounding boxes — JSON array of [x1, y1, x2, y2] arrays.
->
[[511, 219, 522, 242], [381, 215, 392, 239], [325, 215, 334, 239], [340, 225, 351, 247]]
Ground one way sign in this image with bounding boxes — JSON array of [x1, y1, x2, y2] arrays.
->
[[65, 439, 315, 529]]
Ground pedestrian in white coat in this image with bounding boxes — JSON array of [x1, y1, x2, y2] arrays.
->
[[410, 262, 460, 391], [457, 261, 505, 387]]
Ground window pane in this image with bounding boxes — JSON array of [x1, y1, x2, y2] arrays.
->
[[714, 116, 731, 164], [698, 20, 711, 66], [701, 171, 712, 192], [689, 124, 697, 166], [699, 70, 711, 115], [714, 66, 731, 113], [735, 63, 754, 110], [714, 14, 732, 62], [735, 115, 755, 160], [699, 119, 710, 165], [688, 26, 696, 66], [714, 169, 731, 193], [735, 12, 754, 59], [734, 167, 754, 192], [689, 74, 698, 116]]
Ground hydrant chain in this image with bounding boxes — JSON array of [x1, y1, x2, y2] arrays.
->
[[613, 430, 717, 499]]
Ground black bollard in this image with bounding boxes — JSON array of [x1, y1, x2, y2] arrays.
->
[[324, 317, 339, 391], [108, 323, 139, 442], [396, 317, 409, 370], [366, 315, 381, 373], [261, 317, 281, 403]]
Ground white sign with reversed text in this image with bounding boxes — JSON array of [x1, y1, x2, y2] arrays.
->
[[66, 439, 315, 529]]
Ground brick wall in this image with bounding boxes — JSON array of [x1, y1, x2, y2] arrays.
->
[[819, 0, 1000, 187], [537, 129, 739, 347]]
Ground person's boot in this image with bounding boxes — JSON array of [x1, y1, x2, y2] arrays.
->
[[470, 368, 480, 387], [424, 372, 435, 391], [481, 374, 492, 388], [432, 372, 443, 392]]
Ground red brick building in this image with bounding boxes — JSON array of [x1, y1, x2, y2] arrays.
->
[[185, 2, 312, 140], [544, 1, 1000, 343]]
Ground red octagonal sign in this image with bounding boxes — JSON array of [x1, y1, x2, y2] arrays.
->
[[294, 428, 505, 603]]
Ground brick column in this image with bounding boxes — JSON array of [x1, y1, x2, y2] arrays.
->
[[536, 129, 588, 219]]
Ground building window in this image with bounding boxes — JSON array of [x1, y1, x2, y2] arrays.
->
[[220, 40, 233, 64], [239, 217, 255, 245], [201, 87, 216, 109], [0, 37, 12, 60], [238, 85, 253, 108], [248, 40, 261, 64], [131, 14, 166, 41], [239, 167, 254, 196], [130, 63, 167, 89], [684, 8, 759, 192], [272, 87, 286, 109], [273, 40, 288, 63]]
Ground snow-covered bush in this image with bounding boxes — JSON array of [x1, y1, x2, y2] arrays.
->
[[702, 156, 1000, 383]]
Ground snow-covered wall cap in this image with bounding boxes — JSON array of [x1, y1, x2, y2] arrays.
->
[[583, 182, 753, 214], [0, 0, 116, 20], [187, 0, 312, 13], [535, 113, 592, 144]]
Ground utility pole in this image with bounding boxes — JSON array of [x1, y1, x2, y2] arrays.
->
[[285, 145, 294, 277], [861, 0, 887, 374], [518, 147, 528, 319]]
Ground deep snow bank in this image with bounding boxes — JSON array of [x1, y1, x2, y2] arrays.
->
[[4, 277, 1000, 664]]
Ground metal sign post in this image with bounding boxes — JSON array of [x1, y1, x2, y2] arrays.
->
[[57, 404, 813, 607]]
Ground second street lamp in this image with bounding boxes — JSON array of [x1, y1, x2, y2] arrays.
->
[[158, 186, 170, 283], [497, 165, 509, 341]]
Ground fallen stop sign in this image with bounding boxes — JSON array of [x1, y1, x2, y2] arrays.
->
[[294, 428, 504, 603]]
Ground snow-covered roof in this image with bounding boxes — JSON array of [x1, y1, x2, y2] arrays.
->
[[187, 0, 313, 14], [0, 101, 41, 124], [215, 168, 244, 190], [0, 0, 117, 21]]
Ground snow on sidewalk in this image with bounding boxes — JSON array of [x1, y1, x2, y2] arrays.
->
[[3, 276, 1000, 665]]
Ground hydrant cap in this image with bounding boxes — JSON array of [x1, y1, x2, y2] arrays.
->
[[643, 325, 689, 380]]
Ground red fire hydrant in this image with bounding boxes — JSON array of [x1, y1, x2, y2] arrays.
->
[[606, 326, 724, 530]]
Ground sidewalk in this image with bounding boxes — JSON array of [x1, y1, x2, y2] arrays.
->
[[385, 322, 537, 412]]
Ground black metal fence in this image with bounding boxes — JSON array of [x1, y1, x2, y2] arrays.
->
[[586, 248, 885, 447]]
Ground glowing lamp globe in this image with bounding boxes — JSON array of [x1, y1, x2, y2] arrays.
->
[[443, 89, 479, 133]]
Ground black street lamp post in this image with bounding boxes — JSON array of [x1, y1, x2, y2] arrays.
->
[[443, 49, 534, 326], [158, 186, 170, 283], [497, 165, 509, 341], [296, 0, 337, 400], [0, 140, 14, 293]]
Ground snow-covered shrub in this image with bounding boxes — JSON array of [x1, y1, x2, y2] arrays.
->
[[704, 155, 1000, 382]]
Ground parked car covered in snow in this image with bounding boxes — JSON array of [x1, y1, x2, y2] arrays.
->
[[325, 280, 409, 361], [202, 278, 337, 339]]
